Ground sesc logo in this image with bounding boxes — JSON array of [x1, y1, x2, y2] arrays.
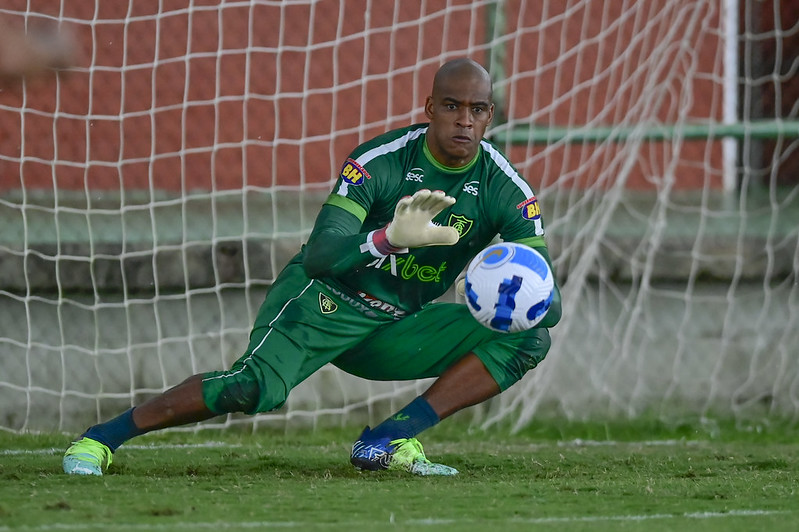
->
[[462, 180, 479, 196], [405, 168, 424, 182]]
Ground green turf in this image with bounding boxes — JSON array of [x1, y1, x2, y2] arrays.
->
[[1, 423, 797, 531]]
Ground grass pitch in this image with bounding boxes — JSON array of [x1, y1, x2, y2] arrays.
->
[[1, 422, 797, 531]]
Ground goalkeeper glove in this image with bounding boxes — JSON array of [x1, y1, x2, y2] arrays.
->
[[369, 189, 459, 255], [455, 277, 466, 297]]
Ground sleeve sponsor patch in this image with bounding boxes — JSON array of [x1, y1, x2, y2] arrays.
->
[[339, 158, 371, 186], [516, 196, 541, 220]]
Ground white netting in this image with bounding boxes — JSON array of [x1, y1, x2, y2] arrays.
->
[[1, 0, 798, 434]]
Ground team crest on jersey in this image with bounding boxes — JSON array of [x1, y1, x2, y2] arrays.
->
[[339, 158, 371, 186], [318, 293, 338, 314], [448, 213, 474, 237], [516, 196, 541, 220]]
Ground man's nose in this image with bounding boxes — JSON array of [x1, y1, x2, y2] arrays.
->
[[456, 108, 473, 127]]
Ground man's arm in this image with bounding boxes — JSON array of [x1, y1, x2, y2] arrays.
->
[[303, 190, 459, 280], [512, 237, 561, 328], [302, 204, 375, 279], [526, 243, 562, 329]]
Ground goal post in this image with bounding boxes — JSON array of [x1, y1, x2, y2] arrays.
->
[[2, 0, 798, 435]]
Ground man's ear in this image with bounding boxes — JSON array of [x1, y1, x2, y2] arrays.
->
[[424, 96, 434, 120], [487, 103, 495, 125]]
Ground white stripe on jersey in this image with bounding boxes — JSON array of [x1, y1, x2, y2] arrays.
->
[[202, 279, 315, 384], [356, 127, 427, 166], [336, 130, 543, 237], [335, 127, 427, 198], [480, 140, 534, 197], [480, 140, 544, 236]]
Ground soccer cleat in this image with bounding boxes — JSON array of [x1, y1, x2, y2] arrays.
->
[[62, 437, 113, 476], [350, 427, 393, 471], [388, 437, 459, 476], [350, 426, 458, 476]]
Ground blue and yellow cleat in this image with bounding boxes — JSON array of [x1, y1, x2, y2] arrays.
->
[[351, 427, 393, 470], [62, 437, 113, 476], [350, 426, 458, 476]]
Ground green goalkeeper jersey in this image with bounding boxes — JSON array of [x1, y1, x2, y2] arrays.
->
[[300, 123, 550, 318]]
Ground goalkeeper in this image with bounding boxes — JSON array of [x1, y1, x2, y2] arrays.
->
[[63, 58, 562, 477]]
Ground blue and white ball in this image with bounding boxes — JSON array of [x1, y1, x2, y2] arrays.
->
[[464, 242, 554, 333]]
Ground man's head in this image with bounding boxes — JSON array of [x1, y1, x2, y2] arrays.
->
[[425, 58, 494, 168]]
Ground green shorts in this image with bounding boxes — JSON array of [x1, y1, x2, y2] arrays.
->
[[202, 258, 551, 415]]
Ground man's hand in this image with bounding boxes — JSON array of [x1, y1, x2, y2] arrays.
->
[[385, 189, 459, 248], [455, 277, 466, 297]]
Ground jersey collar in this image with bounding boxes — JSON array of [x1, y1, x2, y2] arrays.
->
[[422, 135, 481, 173]]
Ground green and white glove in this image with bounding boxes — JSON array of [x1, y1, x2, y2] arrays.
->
[[363, 189, 459, 256]]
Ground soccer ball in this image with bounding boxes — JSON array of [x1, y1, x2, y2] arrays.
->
[[464, 242, 554, 333]]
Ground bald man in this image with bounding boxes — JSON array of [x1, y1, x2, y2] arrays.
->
[[63, 58, 561, 477]]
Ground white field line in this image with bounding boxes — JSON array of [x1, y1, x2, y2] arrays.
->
[[1, 438, 698, 456], [0, 509, 790, 531], [1, 442, 242, 455]]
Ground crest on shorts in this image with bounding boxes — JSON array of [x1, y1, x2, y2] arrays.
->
[[319, 293, 338, 314], [448, 213, 474, 238]]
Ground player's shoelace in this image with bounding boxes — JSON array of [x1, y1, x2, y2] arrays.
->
[[62, 437, 113, 476], [388, 437, 458, 476]]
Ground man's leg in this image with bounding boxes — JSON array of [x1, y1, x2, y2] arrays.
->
[[88, 374, 215, 448], [62, 374, 218, 476], [337, 303, 509, 439], [361, 352, 499, 443], [340, 302, 550, 475], [422, 352, 500, 420], [65, 265, 385, 476], [132, 374, 215, 431], [350, 352, 499, 476]]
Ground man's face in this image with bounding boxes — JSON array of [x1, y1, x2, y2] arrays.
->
[[425, 74, 494, 168]]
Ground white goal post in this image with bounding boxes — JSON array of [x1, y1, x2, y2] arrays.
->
[[2, 0, 798, 434]]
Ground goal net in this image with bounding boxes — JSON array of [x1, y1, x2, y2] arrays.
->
[[2, 0, 798, 434]]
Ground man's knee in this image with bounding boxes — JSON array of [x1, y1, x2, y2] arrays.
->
[[202, 366, 281, 415], [208, 379, 259, 415], [473, 327, 551, 391], [518, 327, 551, 371]]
